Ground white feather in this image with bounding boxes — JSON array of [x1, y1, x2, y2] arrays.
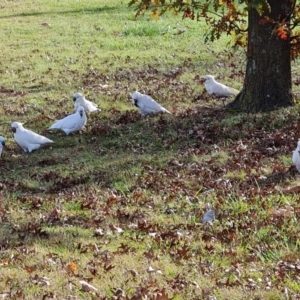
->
[[131, 91, 172, 116], [293, 141, 300, 173], [73, 93, 100, 113], [0, 136, 5, 157], [202, 75, 239, 97], [49, 105, 87, 135], [11, 122, 54, 153]]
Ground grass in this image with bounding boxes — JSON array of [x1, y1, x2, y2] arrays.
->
[[1, 0, 300, 299]]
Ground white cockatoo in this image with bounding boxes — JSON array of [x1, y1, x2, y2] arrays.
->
[[49, 106, 87, 135], [0, 136, 5, 157], [201, 75, 240, 97], [11, 122, 54, 153], [292, 141, 300, 173], [131, 91, 172, 116], [73, 93, 100, 113]]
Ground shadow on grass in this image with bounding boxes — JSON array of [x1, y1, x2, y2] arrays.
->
[[0, 6, 119, 19], [2, 105, 297, 196], [1, 105, 298, 258]]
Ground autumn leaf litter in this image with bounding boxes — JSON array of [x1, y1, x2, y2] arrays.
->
[[1, 62, 300, 298]]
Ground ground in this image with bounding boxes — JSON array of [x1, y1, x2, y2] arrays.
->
[[1, 0, 300, 299]]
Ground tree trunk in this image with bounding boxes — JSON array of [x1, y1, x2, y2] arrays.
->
[[227, 0, 294, 113]]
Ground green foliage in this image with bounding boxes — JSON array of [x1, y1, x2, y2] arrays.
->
[[251, 0, 271, 16]]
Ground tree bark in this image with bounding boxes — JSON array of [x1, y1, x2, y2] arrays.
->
[[227, 0, 294, 113]]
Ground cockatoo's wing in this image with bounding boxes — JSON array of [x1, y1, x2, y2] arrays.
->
[[73, 93, 100, 113], [204, 82, 214, 95], [292, 142, 300, 172], [20, 129, 54, 145], [207, 81, 239, 97], [50, 114, 74, 129], [137, 94, 172, 115], [203, 75, 239, 97], [14, 129, 53, 153], [0, 136, 5, 157], [74, 98, 99, 112], [49, 114, 79, 134], [83, 99, 99, 112], [216, 83, 239, 96], [49, 107, 87, 135], [292, 149, 298, 166]]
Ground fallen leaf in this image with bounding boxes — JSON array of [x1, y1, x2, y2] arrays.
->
[[175, 29, 186, 35], [31, 274, 50, 286], [281, 186, 300, 194], [41, 22, 51, 27], [24, 265, 36, 274], [126, 268, 139, 278], [269, 207, 294, 217], [80, 280, 98, 293], [147, 266, 162, 274], [67, 262, 77, 272]]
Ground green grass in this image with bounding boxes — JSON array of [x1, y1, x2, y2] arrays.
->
[[1, 0, 300, 299]]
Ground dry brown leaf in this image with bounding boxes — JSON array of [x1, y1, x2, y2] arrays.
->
[[80, 280, 98, 293], [127, 268, 139, 278], [67, 262, 77, 272], [94, 228, 105, 237], [42, 22, 51, 27], [24, 265, 36, 274], [147, 266, 162, 274], [0, 258, 9, 267], [281, 185, 300, 194], [31, 274, 50, 286], [269, 207, 294, 217], [99, 84, 110, 89], [109, 224, 124, 233], [174, 29, 186, 35]]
